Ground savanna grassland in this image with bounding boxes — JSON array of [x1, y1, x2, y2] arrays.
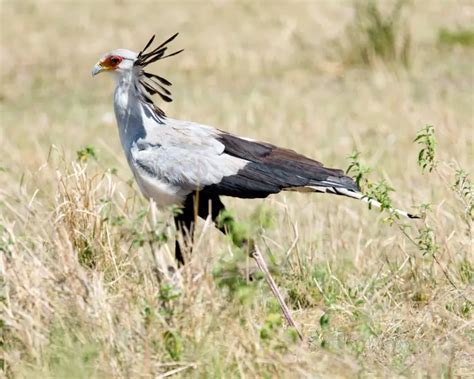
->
[[1, 1, 473, 378]]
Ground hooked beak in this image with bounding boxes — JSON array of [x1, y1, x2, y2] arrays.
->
[[91, 63, 104, 77]]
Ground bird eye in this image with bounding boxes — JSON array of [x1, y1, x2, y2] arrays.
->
[[109, 56, 122, 65]]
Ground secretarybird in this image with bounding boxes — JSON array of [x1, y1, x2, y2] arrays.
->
[[92, 34, 418, 265]]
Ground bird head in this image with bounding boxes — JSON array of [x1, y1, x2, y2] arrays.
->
[[92, 34, 182, 78], [92, 34, 183, 118], [92, 49, 138, 77]]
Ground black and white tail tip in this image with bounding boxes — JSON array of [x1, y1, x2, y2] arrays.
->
[[307, 186, 420, 219]]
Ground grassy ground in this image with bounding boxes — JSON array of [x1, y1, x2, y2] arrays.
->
[[1, 1, 473, 378]]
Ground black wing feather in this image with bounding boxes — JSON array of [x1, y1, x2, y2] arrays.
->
[[203, 133, 359, 199]]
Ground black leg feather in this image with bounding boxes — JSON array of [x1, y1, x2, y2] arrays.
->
[[173, 192, 226, 265]]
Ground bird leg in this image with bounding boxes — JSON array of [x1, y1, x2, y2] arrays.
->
[[212, 199, 303, 340], [174, 192, 227, 265], [251, 246, 303, 340], [173, 196, 196, 265], [174, 192, 303, 340]]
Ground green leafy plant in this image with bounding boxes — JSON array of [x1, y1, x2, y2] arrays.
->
[[76, 145, 98, 162], [216, 209, 250, 248], [318, 312, 330, 348], [366, 179, 398, 222], [347, 152, 398, 223], [452, 169, 473, 222], [217, 206, 275, 249], [416, 226, 439, 256], [347, 151, 372, 190], [163, 330, 183, 360], [414, 125, 437, 173], [259, 312, 283, 341], [214, 207, 276, 304], [159, 285, 180, 302], [213, 249, 262, 305]]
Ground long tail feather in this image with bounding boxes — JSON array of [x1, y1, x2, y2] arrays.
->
[[306, 186, 420, 219]]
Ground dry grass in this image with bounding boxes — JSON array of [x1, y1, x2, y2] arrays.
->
[[1, 1, 473, 378]]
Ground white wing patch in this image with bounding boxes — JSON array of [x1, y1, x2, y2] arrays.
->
[[132, 165, 185, 206]]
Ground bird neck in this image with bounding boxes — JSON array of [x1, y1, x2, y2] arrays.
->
[[114, 71, 134, 113], [113, 71, 147, 151]]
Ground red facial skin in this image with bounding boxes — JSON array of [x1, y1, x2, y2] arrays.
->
[[101, 55, 123, 70]]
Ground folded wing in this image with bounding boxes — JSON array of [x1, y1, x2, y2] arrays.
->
[[131, 120, 359, 200], [202, 132, 360, 198]]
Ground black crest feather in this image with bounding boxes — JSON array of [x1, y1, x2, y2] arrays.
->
[[134, 34, 183, 121]]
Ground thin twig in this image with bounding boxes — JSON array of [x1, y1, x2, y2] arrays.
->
[[251, 245, 303, 341], [158, 363, 197, 378]]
